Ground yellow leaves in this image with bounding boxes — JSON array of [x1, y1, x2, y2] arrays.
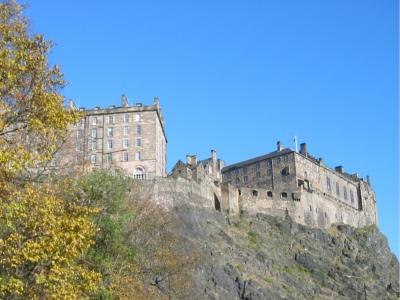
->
[[0, 183, 102, 299], [0, 2, 101, 298]]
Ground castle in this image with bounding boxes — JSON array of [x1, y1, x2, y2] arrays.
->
[[67, 97, 378, 229]]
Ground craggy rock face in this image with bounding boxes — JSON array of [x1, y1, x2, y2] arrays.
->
[[173, 206, 399, 300]]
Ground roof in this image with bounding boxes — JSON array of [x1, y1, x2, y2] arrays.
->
[[222, 148, 293, 173]]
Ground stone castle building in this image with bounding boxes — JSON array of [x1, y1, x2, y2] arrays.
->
[[220, 141, 378, 228], [170, 150, 225, 183], [67, 96, 167, 179], [61, 96, 377, 230]]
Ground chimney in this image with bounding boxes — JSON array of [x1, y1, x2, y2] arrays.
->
[[277, 141, 283, 151], [186, 155, 197, 166], [211, 150, 217, 177], [366, 175, 371, 186], [211, 149, 217, 162], [68, 100, 76, 111], [154, 97, 160, 110], [300, 143, 308, 156], [121, 94, 129, 107], [318, 157, 324, 166], [335, 166, 344, 174]]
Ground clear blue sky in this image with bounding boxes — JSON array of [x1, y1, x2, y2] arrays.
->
[[26, 0, 398, 257]]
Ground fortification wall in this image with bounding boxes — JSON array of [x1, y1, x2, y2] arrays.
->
[[131, 177, 239, 213], [128, 176, 377, 230], [239, 186, 377, 228]]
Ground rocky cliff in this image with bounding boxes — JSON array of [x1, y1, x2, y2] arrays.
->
[[173, 205, 399, 299]]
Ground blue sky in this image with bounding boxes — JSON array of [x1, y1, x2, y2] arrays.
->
[[26, 0, 398, 257]]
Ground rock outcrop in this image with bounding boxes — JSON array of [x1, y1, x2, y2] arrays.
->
[[173, 205, 399, 299]]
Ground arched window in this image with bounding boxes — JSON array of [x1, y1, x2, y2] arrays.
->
[[133, 167, 145, 180]]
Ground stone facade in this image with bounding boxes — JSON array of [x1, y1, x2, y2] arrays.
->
[[58, 94, 378, 230], [66, 96, 167, 179], [220, 141, 378, 228], [170, 150, 225, 183]]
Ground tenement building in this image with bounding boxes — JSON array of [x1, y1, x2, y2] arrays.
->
[[221, 142, 378, 228], [67, 96, 167, 179]]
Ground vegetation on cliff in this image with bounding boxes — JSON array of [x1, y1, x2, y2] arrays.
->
[[0, 1, 198, 298]]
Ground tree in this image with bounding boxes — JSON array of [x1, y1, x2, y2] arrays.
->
[[81, 170, 200, 299], [0, 0, 80, 182], [0, 1, 101, 298]]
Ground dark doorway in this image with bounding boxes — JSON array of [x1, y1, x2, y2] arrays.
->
[[214, 193, 221, 212]]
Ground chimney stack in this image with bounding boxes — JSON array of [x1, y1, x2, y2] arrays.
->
[[335, 166, 344, 174], [186, 155, 197, 166], [154, 97, 160, 110], [300, 143, 308, 156], [366, 175, 371, 186], [277, 141, 283, 152], [211, 149, 217, 177], [68, 100, 76, 111], [121, 94, 129, 107], [318, 157, 324, 166], [211, 149, 217, 162]]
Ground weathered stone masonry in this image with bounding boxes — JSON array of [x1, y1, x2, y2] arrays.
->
[[220, 142, 378, 229], [66, 96, 167, 179], [63, 95, 378, 229]]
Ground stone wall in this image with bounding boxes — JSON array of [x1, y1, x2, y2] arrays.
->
[[238, 185, 377, 229], [129, 177, 221, 211]]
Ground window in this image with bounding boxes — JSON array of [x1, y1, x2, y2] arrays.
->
[[107, 115, 114, 124], [267, 191, 273, 198], [343, 186, 348, 200], [90, 154, 96, 164], [267, 160, 272, 168], [284, 154, 289, 162], [336, 182, 340, 196], [133, 167, 145, 180], [281, 192, 288, 199], [76, 143, 82, 151], [107, 153, 112, 163], [136, 124, 142, 135], [123, 152, 129, 162], [252, 190, 258, 197], [78, 119, 84, 127], [77, 129, 83, 138], [350, 190, 354, 203], [91, 128, 97, 138], [243, 167, 248, 175], [136, 138, 141, 147], [267, 169, 272, 176], [244, 176, 248, 183], [92, 117, 98, 125], [256, 162, 260, 171], [135, 151, 141, 161], [277, 157, 281, 164], [236, 178, 240, 184], [123, 126, 129, 136], [135, 114, 141, 122], [326, 176, 331, 191], [124, 114, 129, 123], [235, 169, 239, 175], [108, 140, 113, 149], [281, 166, 290, 176], [91, 141, 97, 151], [107, 127, 113, 137], [123, 139, 129, 149], [256, 171, 261, 179]]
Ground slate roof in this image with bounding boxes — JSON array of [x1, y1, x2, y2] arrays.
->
[[222, 148, 293, 173]]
